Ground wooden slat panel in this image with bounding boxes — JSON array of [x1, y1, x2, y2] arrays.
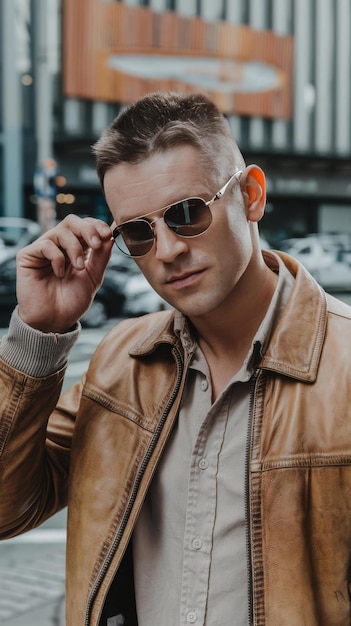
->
[[62, 0, 293, 119]]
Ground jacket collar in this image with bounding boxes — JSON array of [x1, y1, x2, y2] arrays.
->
[[260, 250, 327, 382], [129, 310, 178, 357], [129, 251, 327, 383]]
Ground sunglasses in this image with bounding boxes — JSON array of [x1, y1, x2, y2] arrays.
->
[[112, 169, 243, 258]]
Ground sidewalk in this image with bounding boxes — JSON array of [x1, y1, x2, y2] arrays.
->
[[0, 539, 66, 626], [0, 512, 67, 626], [2, 595, 65, 626]]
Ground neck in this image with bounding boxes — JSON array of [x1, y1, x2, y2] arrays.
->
[[189, 259, 278, 361]]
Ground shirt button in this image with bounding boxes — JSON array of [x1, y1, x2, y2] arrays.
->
[[187, 610, 197, 623], [200, 379, 208, 391], [198, 458, 208, 470], [192, 537, 202, 550]]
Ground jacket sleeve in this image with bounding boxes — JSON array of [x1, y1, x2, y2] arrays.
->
[[0, 356, 82, 539]]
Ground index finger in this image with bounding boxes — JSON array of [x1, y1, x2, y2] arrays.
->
[[41, 215, 113, 270]]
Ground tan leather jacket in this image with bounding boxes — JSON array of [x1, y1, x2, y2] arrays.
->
[[1, 251, 351, 626]]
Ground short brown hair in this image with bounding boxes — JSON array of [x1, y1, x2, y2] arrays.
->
[[92, 92, 245, 188]]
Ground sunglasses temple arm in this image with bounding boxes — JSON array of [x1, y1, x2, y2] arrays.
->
[[214, 169, 243, 201]]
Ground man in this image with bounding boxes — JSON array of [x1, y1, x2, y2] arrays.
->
[[1, 92, 351, 626]]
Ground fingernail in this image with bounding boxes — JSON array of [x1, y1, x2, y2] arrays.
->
[[76, 256, 84, 268], [91, 235, 100, 245]]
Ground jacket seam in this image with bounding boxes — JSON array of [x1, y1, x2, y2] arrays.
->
[[257, 455, 351, 470], [248, 370, 266, 625]]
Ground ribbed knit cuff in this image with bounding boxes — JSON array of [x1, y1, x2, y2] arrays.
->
[[0, 307, 80, 378]]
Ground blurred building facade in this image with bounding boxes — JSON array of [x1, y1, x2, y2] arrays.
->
[[0, 0, 350, 245]]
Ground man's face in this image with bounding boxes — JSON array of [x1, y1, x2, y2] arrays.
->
[[104, 145, 255, 322]]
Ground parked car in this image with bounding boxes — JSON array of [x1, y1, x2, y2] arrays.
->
[[280, 235, 351, 292], [123, 272, 170, 317], [0, 218, 41, 326], [80, 264, 126, 328], [0, 217, 41, 263], [0, 255, 18, 327], [107, 246, 170, 317], [81, 245, 170, 324], [259, 235, 271, 250]]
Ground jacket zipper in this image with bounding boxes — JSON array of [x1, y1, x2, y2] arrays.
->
[[245, 370, 259, 626], [84, 346, 184, 626]]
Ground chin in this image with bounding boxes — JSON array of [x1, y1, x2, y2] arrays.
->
[[174, 297, 220, 319]]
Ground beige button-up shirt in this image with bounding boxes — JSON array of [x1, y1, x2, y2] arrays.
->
[[133, 252, 294, 625]]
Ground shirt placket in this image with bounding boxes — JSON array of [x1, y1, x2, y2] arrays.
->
[[180, 375, 231, 625]]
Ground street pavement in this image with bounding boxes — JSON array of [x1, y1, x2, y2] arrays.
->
[[0, 511, 67, 625], [1, 291, 351, 625]]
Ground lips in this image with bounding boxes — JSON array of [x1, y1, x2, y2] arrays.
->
[[166, 268, 205, 288]]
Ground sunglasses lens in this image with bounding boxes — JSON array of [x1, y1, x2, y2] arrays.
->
[[113, 198, 212, 258], [165, 199, 212, 236], [115, 221, 154, 257]]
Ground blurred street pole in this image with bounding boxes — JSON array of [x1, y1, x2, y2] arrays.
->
[[1, 0, 23, 217], [33, 0, 56, 231]]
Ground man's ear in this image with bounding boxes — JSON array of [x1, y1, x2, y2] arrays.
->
[[240, 165, 266, 222]]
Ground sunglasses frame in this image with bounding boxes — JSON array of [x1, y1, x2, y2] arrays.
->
[[112, 169, 243, 258]]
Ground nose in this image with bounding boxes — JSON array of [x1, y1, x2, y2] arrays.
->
[[153, 218, 189, 262]]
